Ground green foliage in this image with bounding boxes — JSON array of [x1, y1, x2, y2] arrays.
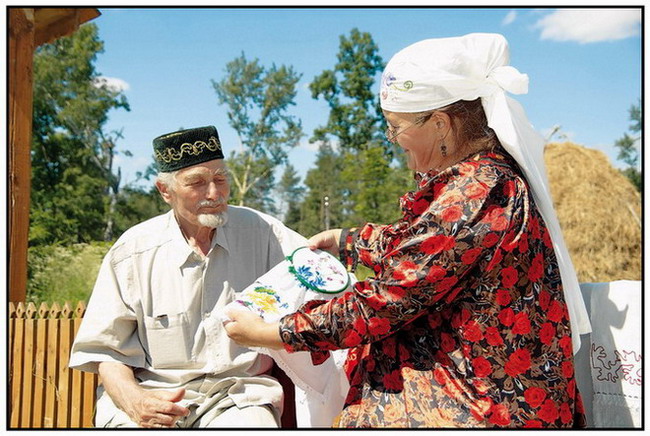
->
[[628, 103, 641, 133], [277, 164, 305, 230], [27, 242, 112, 305], [26, 24, 172, 303], [225, 152, 278, 213], [112, 186, 170, 238], [614, 101, 641, 191], [30, 23, 130, 245], [343, 146, 411, 225], [299, 29, 411, 234], [29, 165, 108, 245], [310, 28, 385, 151], [212, 54, 303, 212], [298, 144, 349, 236]]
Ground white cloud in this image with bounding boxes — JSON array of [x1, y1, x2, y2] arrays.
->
[[502, 10, 517, 26], [94, 76, 130, 93], [535, 9, 641, 44]]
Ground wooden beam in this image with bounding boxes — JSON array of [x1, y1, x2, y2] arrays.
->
[[34, 8, 101, 47], [9, 8, 35, 303], [9, 8, 101, 302]]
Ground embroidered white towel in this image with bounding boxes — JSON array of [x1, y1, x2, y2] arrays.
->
[[222, 246, 353, 427]]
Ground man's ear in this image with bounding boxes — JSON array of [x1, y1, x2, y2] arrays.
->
[[155, 180, 173, 205]]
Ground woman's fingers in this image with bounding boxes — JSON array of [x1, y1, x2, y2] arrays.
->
[[307, 229, 342, 255]]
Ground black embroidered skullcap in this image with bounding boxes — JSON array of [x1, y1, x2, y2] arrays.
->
[[153, 125, 224, 172]]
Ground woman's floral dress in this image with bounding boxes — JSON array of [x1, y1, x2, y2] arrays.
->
[[278, 148, 586, 428]]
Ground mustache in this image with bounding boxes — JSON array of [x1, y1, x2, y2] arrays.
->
[[198, 200, 226, 208]]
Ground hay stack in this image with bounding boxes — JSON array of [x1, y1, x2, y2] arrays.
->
[[544, 142, 641, 283]]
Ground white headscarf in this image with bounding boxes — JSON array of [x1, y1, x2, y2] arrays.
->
[[381, 33, 591, 354]]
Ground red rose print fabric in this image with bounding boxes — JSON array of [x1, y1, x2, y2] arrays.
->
[[279, 149, 586, 428]]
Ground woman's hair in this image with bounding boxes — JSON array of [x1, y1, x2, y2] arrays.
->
[[416, 98, 501, 155]]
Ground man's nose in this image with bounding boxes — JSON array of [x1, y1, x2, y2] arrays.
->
[[206, 181, 220, 201]]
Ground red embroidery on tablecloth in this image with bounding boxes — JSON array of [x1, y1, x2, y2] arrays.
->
[[590, 344, 642, 386]]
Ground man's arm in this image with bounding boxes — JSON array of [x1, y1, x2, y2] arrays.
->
[[98, 361, 190, 428]]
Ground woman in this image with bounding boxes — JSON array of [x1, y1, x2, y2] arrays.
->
[[225, 33, 590, 428]]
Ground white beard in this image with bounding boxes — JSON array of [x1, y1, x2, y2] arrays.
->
[[197, 211, 228, 228]]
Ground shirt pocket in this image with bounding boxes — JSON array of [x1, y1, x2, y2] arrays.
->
[[143, 312, 192, 369]]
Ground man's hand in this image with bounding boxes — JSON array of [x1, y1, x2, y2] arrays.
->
[[98, 361, 190, 428], [307, 228, 342, 256], [223, 309, 283, 350], [125, 387, 189, 428]]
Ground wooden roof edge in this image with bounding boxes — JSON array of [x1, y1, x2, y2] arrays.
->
[[33, 8, 101, 47], [8, 8, 34, 39]]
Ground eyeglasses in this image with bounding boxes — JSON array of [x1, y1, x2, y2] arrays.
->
[[385, 123, 417, 143], [384, 113, 434, 143]]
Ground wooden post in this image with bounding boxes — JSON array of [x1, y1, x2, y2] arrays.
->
[[8, 8, 35, 303], [20, 303, 37, 427], [32, 303, 51, 427], [70, 302, 86, 427], [56, 303, 74, 427], [44, 302, 61, 428], [9, 303, 25, 427]]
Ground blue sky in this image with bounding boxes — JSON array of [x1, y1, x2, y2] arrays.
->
[[90, 7, 642, 188]]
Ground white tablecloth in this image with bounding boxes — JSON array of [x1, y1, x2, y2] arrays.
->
[[575, 281, 642, 428]]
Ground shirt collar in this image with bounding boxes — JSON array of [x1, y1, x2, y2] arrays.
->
[[165, 211, 197, 268], [166, 210, 232, 266], [213, 221, 230, 255]]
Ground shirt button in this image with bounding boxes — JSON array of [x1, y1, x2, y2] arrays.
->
[[204, 312, 211, 319]]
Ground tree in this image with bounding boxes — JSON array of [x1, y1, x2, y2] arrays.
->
[[112, 185, 169, 236], [298, 144, 348, 236], [310, 28, 385, 152], [211, 54, 303, 212], [226, 153, 279, 214], [343, 147, 412, 225], [277, 163, 305, 230], [30, 23, 130, 245], [101, 128, 132, 241], [615, 101, 641, 191], [302, 29, 411, 229]]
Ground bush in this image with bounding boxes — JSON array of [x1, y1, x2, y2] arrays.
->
[[27, 242, 112, 305]]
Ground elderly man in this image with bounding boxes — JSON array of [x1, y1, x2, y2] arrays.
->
[[69, 125, 305, 428]]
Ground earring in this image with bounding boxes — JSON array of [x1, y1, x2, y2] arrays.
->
[[440, 140, 447, 157]]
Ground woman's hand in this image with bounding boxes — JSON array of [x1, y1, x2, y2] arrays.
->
[[223, 309, 283, 350], [307, 228, 342, 257]]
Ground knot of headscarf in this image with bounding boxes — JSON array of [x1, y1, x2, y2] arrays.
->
[[479, 65, 529, 98], [380, 33, 591, 354]]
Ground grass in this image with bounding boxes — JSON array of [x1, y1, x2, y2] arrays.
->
[[27, 242, 112, 305]]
